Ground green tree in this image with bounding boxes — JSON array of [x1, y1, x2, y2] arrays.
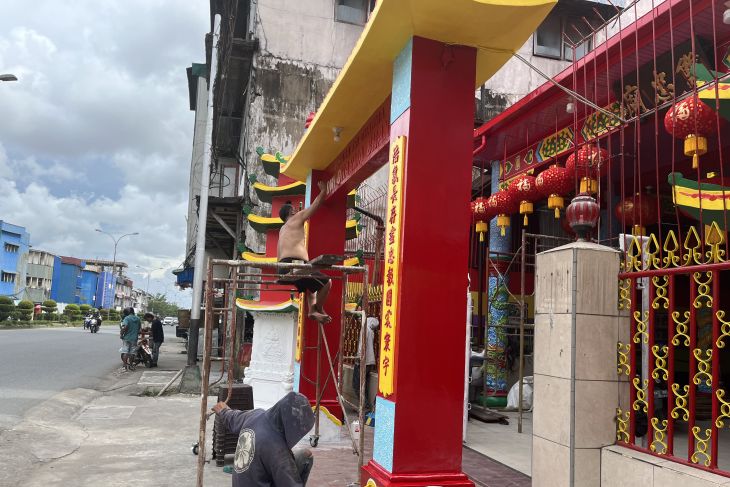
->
[[64, 304, 81, 321], [79, 304, 92, 315], [0, 296, 15, 321], [148, 293, 179, 318], [17, 300, 34, 321], [99, 308, 110, 320], [109, 309, 121, 322], [42, 300, 57, 318]]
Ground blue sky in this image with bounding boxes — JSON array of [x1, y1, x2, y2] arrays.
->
[[0, 1, 209, 305]]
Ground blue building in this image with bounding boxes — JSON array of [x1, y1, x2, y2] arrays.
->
[[0, 221, 30, 298], [79, 269, 99, 306], [95, 271, 115, 309], [50, 256, 85, 304]]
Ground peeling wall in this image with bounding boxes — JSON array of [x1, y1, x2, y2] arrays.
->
[[239, 0, 364, 253]]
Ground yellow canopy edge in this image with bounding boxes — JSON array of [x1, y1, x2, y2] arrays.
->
[[282, 0, 556, 182]]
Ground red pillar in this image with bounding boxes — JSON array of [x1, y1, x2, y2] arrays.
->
[[297, 171, 347, 420], [362, 36, 476, 487]]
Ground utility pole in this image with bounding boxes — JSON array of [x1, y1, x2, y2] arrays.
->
[[189, 14, 220, 367]]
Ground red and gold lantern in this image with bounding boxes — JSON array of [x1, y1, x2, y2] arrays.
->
[[508, 174, 540, 226], [565, 144, 609, 194], [470, 196, 494, 242], [488, 189, 517, 237], [536, 165, 574, 219], [664, 96, 716, 169], [614, 193, 659, 236], [566, 193, 600, 241]]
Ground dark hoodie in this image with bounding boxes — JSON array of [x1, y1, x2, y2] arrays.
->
[[219, 392, 315, 487]]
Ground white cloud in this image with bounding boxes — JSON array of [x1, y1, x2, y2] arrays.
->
[[0, 1, 208, 304]]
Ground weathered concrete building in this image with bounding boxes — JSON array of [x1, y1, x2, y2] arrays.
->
[[22, 249, 54, 303]]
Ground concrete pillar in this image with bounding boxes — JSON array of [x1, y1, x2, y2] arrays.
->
[[296, 172, 348, 422], [362, 36, 476, 487], [532, 242, 622, 487], [243, 310, 297, 410]]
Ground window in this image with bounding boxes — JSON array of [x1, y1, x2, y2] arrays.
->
[[533, 14, 563, 59], [335, 0, 367, 25], [533, 13, 593, 61], [4, 243, 19, 253], [1, 272, 16, 283]]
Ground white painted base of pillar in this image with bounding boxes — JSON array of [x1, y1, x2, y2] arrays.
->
[[303, 409, 349, 446], [243, 310, 298, 411]]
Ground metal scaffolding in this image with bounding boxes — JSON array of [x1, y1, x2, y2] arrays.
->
[[195, 257, 371, 487]]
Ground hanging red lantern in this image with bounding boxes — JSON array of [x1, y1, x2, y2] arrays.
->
[[565, 144, 610, 194], [508, 175, 541, 226], [614, 193, 659, 236], [536, 165, 575, 219], [470, 196, 494, 242], [488, 189, 517, 237], [664, 96, 716, 169]]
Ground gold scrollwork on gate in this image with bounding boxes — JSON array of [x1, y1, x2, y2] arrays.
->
[[616, 408, 630, 442], [716, 389, 730, 428], [617, 342, 631, 376], [618, 278, 631, 310], [632, 377, 648, 413], [671, 383, 690, 421], [633, 310, 649, 344], [651, 345, 669, 381], [627, 237, 643, 272], [690, 427, 712, 467], [717, 310, 730, 349], [646, 233, 661, 270], [651, 275, 669, 310], [693, 271, 713, 309], [693, 348, 713, 387], [650, 417, 668, 454], [663, 230, 681, 268], [683, 226, 704, 266], [705, 221, 726, 264], [671, 311, 690, 346]]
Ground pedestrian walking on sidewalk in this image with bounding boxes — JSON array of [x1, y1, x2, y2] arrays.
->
[[143, 312, 164, 367], [212, 391, 315, 486], [119, 307, 141, 371]]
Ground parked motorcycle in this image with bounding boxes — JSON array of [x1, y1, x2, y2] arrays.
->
[[130, 337, 154, 368]]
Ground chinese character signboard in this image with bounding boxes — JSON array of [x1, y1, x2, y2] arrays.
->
[[295, 292, 304, 362], [378, 136, 405, 398]]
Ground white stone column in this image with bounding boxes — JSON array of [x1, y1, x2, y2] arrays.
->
[[532, 242, 622, 487], [243, 311, 298, 410]]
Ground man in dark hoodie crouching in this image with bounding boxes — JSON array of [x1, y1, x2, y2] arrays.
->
[[212, 391, 316, 486]]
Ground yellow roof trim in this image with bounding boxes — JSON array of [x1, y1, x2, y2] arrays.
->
[[235, 298, 299, 312], [242, 251, 277, 263], [253, 181, 306, 193], [282, 0, 556, 181]]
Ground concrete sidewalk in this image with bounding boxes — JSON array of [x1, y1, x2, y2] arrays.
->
[[0, 335, 530, 486]]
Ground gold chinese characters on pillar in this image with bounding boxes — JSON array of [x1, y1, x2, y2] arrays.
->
[[378, 135, 406, 398]]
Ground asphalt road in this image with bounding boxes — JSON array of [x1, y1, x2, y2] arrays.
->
[[0, 326, 122, 431]]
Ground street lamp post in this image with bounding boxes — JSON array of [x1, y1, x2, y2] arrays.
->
[[96, 229, 139, 310], [95, 229, 139, 276], [136, 265, 163, 312]]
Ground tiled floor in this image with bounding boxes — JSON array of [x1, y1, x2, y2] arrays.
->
[[305, 414, 532, 486], [465, 410, 533, 476]]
